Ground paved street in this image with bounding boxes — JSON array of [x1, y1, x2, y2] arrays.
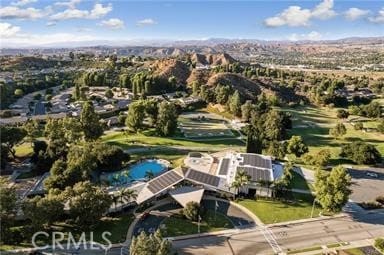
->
[[172, 211, 384, 255]]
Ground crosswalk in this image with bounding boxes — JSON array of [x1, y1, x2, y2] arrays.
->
[[259, 226, 283, 254]]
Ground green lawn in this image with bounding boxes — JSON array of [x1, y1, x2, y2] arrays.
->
[[91, 214, 134, 244], [237, 193, 321, 224], [162, 210, 233, 237], [280, 105, 384, 165], [102, 131, 245, 149]]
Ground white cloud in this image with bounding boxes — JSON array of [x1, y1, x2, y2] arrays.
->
[[50, 3, 112, 20], [265, 6, 311, 27], [100, 18, 124, 29], [288, 31, 322, 41], [264, 0, 336, 27], [344, 8, 370, 21], [54, 0, 81, 9], [368, 7, 384, 23], [0, 6, 45, 19], [11, 0, 37, 7], [136, 18, 157, 26], [46, 21, 57, 27], [311, 0, 337, 20], [0, 22, 21, 37]]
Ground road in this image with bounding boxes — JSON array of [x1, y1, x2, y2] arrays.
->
[[172, 211, 384, 255]]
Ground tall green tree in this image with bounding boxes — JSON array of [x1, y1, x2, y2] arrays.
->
[[80, 101, 103, 141], [0, 126, 27, 159], [65, 181, 112, 229], [228, 90, 242, 117], [0, 178, 18, 240], [287, 136, 308, 158], [156, 102, 178, 136], [329, 123, 347, 139], [126, 101, 146, 132], [314, 166, 352, 212], [130, 230, 171, 255], [22, 193, 64, 229]]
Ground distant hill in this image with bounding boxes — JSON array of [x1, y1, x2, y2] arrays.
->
[[0, 56, 64, 71], [191, 53, 237, 66]]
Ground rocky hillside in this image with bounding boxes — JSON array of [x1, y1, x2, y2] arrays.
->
[[191, 53, 237, 66], [152, 59, 191, 84]]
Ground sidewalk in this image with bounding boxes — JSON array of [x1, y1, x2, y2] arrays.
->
[[286, 238, 375, 255]]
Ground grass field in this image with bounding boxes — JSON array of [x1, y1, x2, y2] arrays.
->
[[102, 131, 245, 150], [162, 210, 233, 237], [237, 193, 321, 224], [178, 115, 235, 138], [280, 105, 384, 165]]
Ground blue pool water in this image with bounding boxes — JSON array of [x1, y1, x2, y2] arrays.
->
[[105, 160, 167, 186]]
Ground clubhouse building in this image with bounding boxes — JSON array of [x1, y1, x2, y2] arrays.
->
[[133, 151, 283, 206]]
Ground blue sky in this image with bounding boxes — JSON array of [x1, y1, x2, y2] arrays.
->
[[0, 0, 383, 47]]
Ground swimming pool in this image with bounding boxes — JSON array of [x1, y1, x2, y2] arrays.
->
[[103, 160, 168, 186]]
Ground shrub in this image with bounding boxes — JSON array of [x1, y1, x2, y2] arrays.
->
[[376, 196, 384, 205], [183, 201, 200, 221], [375, 238, 384, 252], [353, 122, 363, 130]]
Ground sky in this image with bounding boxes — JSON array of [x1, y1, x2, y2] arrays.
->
[[0, 0, 384, 47]]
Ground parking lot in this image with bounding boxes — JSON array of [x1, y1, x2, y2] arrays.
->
[[347, 167, 384, 203]]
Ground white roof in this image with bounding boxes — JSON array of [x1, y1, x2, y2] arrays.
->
[[169, 186, 205, 207]]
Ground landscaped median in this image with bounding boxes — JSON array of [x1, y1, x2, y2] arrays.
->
[[236, 193, 322, 224], [162, 210, 234, 237]]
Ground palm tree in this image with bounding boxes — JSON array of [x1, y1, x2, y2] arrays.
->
[[119, 188, 138, 204], [232, 170, 251, 195], [145, 170, 155, 180], [111, 194, 120, 212]]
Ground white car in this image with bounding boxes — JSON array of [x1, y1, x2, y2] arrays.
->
[[366, 172, 378, 178]]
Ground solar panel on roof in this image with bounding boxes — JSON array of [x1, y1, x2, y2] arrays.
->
[[147, 170, 183, 194], [218, 158, 230, 175], [186, 169, 221, 187], [237, 166, 271, 182], [239, 153, 271, 169]]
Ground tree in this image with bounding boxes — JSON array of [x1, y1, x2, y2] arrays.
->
[[273, 161, 294, 197], [287, 136, 308, 158], [118, 188, 137, 204], [23, 120, 39, 145], [232, 169, 251, 194], [144, 99, 159, 126], [303, 149, 331, 167], [336, 109, 349, 119], [246, 130, 262, 154], [80, 101, 103, 141], [314, 166, 352, 212], [105, 89, 114, 99], [264, 110, 286, 141], [126, 101, 146, 132], [362, 102, 382, 118], [266, 141, 286, 160], [65, 181, 112, 229], [241, 101, 254, 122], [0, 178, 18, 240], [0, 126, 27, 159], [156, 102, 178, 136], [183, 201, 200, 221], [228, 90, 242, 116], [340, 142, 381, 165], [130, 230, 171, 255], [22, 193, 64, 229], [354, 122, 363, 130], [329, 123, 346, 139]]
